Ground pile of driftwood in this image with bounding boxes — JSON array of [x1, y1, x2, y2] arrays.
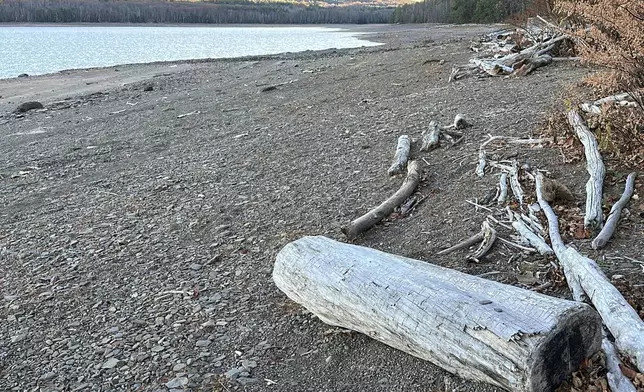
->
[[450, 17, 575, 82], [273, 106, 642, 391]]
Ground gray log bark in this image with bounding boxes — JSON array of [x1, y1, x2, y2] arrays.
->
[[388, 135, 411, 176], [602, 331, 637, 392], [343, 161, 421, 240], [535, 172, 644, 372], [273, 236, 601, 392], [592, 173, 637, 250], [568, 110, 605, 228]]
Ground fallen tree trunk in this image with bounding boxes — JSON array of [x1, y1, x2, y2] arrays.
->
[[602, 331, 638, 392], [273, 236, 601, 392], [568, 110, 605, 228], [343, 161, 421, 240], [592, 172, 637, 250], [535, 172, 644, 372], [388, 135, 411, 176]]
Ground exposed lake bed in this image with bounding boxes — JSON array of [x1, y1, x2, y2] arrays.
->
[[2, 23, 642, 392]]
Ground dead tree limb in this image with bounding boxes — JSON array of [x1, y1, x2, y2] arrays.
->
[[467, 221, 497, 262], [602, 331, 638, 392], [509, 161, 524, 206], [535, 172, 644, 372], [592, 173, 637, 250], [498, 173, 509, 205], [343, 161, 421, 240], [512, 220, 553, 256], [568, 110, 605, 228], [387, 135, 411, 176], [437, 232, 483, 255]]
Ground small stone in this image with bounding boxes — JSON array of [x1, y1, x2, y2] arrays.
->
[[201, 320, 215, 328], [189, 263, 203, 271], [195, 340, 211, 347], [151, 345, 165, 352], [241, 359, 257, 370], [173, 363, 186, 372], [236, 377, 260, 386], [224, 367, 243, 379], [39, 372, 56, 381], [10, 333, 26, 343], [14, 101, 43, 113], [165, 377, 188, 389], [143, 85, 154, 92], [101, 358, 120, 369], [18, 73, 29, 78]]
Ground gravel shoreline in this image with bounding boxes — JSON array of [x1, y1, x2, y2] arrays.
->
[[2, 23, 642, 392]]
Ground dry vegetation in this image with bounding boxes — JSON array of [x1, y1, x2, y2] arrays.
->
[[542, 0, 644, 169]]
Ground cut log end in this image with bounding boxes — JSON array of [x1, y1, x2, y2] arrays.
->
[[274, 236, 602, 392], [530, 307, 602, 391]]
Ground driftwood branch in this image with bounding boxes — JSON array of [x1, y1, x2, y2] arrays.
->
[[512, 219, 553, 256], [509, 161, 524, 206], [437, 232, 483, 255], [388, 135, 411, 176], [592, 173, 637, 250], [602, 331, 638, 392], [467, 221, 496, 262], [498, 173, 509, 205], [535, 172, 644, 372], [343, 161, 421, 240], [420, 121, 441, 152], [568, 110, 605, 228], [274, 236, 602, 392]]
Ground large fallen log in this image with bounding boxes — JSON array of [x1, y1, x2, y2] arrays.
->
[[535, 172, 644, 372], [273, 236, 602, 392], [568, 110, 605, 228], [343, 161, 421, 240]]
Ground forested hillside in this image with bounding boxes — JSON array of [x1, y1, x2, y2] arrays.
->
[[0, 0, 394, 24], [392, 0, 543, 23]]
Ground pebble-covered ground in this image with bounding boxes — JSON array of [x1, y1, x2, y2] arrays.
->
[[1, 24, 642, 392]]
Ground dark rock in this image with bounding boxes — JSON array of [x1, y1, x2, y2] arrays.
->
[[143, 85, 154, 92], [17, 73, 29, 78], [15, 101, 44, 113], [236, 377, 260, 386]]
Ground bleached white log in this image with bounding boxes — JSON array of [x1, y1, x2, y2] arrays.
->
[[274, 236, 601, 392], [387, 135, 411, 176], [498, 173, 509, 205], [592, 173, 637, 250], [602, 331, 638, 392], [512, 220, 553, 256], [343, 161, 421, 240], [535, 172, 644, 372], [420, 121, 441, 152], [568, 110, 605, 228]]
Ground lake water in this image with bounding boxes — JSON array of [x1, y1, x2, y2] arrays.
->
[[0, 25, 381, 79]]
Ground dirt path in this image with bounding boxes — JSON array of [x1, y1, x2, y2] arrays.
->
[[1, 24, 642, 392]]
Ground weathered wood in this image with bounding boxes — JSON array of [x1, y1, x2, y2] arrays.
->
[[498, 173, 509, 205], [273, 236, 602, 392], [592, 172, 637, 250], [420, 121, 440, 152], [468, 220, 496, 262], [535, 172, 644, 372], [437, 232, 483, 255], [387, 135, 411, 176], [602, 331, 638, 392], [343, 161, 421, 240], [509, 161, 524, 206], [512, 220, 553, 256], [568, 110, 605, 228]]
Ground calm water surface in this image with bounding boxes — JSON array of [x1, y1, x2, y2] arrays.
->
[[0, 25, 381, 79]]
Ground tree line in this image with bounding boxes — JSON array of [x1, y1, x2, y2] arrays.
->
[[391, 0, 540, 24], [0, 0, 394, 24]]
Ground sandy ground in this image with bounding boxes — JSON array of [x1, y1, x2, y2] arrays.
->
[[1, 24, 643, 392]]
